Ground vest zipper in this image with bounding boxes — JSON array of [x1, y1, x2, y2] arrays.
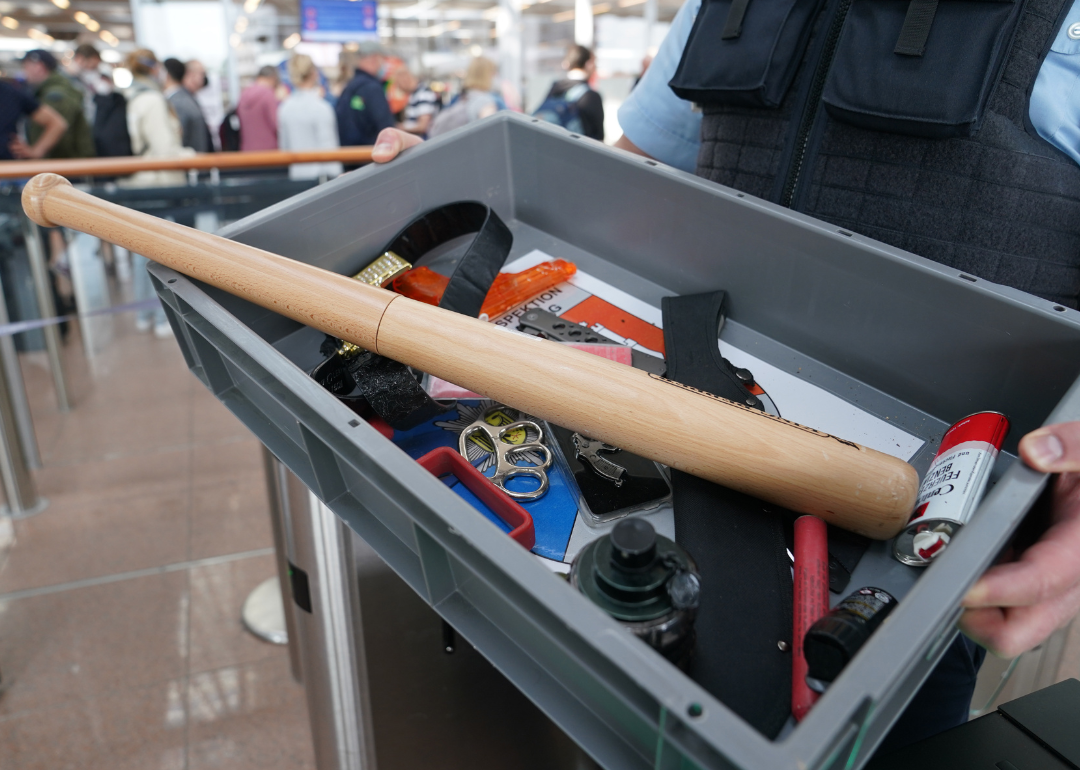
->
[[779, 0, 853, 208]]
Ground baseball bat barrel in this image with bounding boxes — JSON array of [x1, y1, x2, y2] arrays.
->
[[22, 173, 919, 539]]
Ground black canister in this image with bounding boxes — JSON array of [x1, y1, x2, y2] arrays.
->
[[803, 586, 897, 692], [570, 518, 700, 667]]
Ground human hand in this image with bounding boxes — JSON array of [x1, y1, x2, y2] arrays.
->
[[8, 137, 41, 160], [372, 128, 423, 164], [959, 422, 1080, 657]]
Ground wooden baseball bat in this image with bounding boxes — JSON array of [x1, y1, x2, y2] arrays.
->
[[22, 173, 919, 539]]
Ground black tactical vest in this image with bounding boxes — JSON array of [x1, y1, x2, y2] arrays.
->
[[683, 0, 1080, 308]]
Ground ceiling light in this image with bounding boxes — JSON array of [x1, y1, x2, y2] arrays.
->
[[618, 0, 647, 5], [100, 47, 120, 62], [551, 9, 575, 21], [0, 15, 17, 28], [99, 29, 118, 46], [469, 44, 482, 56], [84, 18, 99, 30], [593, 2, 612, 12], [243, 0, 260, 14], [50, 0, 69, 8], [235, 15, 249, 32], [73, 10, 88, 23], [112, 67, 131, 88], [27, 27, 54, 42], [283, 32, 300, 48]]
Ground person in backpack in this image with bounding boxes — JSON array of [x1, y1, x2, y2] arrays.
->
[[2, 78, 67, 160], [534, 45, 604, 141], [184, 60, 221, 151], [19, 50, 95, 158], [427, 57, 501, 138], [72, 44, 132, 158], [334, 41, 395, 147]]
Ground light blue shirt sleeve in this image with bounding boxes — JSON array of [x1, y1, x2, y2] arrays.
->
[[617, 0, 703, 172], [1030, 0, 1080, 166]]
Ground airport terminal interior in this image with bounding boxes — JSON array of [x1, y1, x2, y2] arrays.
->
[[1, 0, 1080, 768]]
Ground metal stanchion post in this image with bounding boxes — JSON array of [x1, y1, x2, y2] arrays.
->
[[0, 334, 46, 518], [21, 215, 70, 413], [0, 271, 40, 469], [238, 447, 298, 659]]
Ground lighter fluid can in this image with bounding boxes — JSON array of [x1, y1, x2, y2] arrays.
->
[[893, 412, 1010, 567]]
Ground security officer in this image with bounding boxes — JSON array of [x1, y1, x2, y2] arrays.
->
[[616, 0, 1080, 309], [20, 50, 94, 159], [335, 41, 396, 148]]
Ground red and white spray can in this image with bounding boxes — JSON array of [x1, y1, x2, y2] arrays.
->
[[893, 412, 1010, 567]]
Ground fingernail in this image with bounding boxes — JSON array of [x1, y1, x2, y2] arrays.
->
[[962, 583, 985, 607], [1027, 433, 1064, 469]]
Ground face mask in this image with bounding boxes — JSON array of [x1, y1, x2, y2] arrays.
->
[[377, 61, 390, 79]]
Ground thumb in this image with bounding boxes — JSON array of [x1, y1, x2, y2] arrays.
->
[[371, 129, 401, 164], [1019, 422, 1080, 473]]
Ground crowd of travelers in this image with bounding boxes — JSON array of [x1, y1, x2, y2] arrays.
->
[[2, 41, 611, 177]]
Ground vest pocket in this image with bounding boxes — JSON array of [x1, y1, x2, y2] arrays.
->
[[822, 0, 1024, 138], [669, 0, 826, 107]]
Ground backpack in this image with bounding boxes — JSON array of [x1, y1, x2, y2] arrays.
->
[[91, 92, 132, 157], [532, 83, 589, 133], [427, 94, 474, 138], [219, 108, 241, 152]]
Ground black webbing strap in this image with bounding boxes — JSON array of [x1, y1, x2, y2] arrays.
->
[[384, 201, 512, 317], [722, 0, 752, 39], [895, 0, 940, 56]]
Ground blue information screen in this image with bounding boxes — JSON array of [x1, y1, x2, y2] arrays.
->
[[300, 0, 378, 42]]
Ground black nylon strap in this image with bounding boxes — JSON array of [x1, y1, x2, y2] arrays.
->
[[384, 201, 512, 317], [894, 0, 939, 56], [721, 0, 752, 39], [661, 291, 792, 738]]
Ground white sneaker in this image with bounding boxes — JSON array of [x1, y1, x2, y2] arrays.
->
[[153, 320, 173, 339], [135, 316, 152, 333]]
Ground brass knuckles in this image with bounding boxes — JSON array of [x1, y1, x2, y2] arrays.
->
[[458, 416, 552, 502], [337, 340, 364, 358], [352, 250, 412, 288]]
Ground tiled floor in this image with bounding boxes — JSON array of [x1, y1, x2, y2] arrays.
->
[[0, 314, 315, 770]]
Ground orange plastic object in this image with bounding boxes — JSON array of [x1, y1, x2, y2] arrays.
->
[[391, 259, 577, 319]]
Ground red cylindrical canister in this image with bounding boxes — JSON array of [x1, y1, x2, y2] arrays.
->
[[893, 412, 1010, 566], [793, 514, 829, 720]]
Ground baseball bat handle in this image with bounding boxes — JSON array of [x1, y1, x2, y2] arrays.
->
[[23, 174, 919, 539]]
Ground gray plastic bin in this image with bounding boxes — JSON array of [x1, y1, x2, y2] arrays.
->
[[149, 113, 1080, 770]]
